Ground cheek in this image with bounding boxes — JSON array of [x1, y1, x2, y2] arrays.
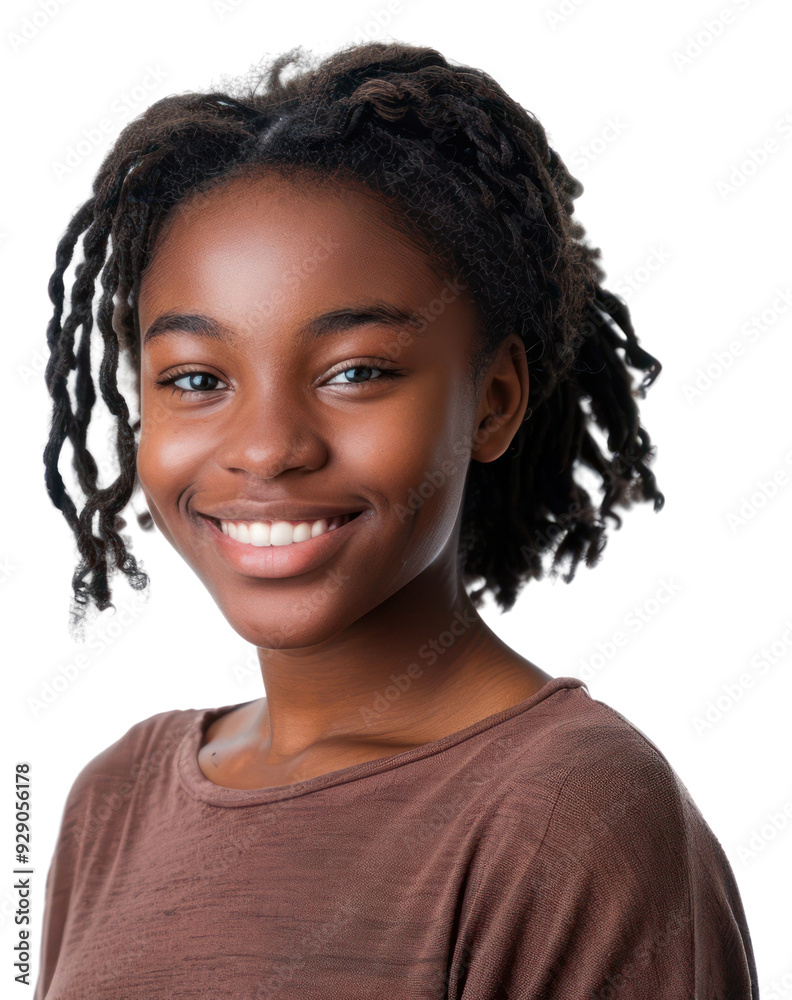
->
[[136, 424, 211, 561], [135, 406, 209, 517], [351, 387, 472, 545]]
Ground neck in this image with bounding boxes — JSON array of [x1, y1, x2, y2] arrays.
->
[[249, 570, 523, 760]]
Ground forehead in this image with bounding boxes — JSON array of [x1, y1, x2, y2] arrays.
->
[[137, 171, 445, 326]]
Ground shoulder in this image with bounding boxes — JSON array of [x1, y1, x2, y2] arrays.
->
[[539, 687, 689, 843], [70, 706, 200, 793], [496, 680, 686, 813], [454, 685, 759, 995], [506, 683, 749, 924], [512, 681, 688, 809], [497, 682, 718, 884], [60, 705, 214, 834]]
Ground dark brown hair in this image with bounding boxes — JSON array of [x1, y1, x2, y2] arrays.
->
[[43, 41, 664, 638]]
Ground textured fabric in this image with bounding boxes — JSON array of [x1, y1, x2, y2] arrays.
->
[[34, 675, 758, 999]]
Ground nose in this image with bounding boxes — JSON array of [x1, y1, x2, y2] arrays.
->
[[214, 379, 326, 478]]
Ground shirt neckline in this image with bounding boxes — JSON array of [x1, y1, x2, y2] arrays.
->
[[176, 674, 588, 807]]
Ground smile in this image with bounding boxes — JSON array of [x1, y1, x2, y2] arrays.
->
[[199, 508, 371, 580], [216, 512, 362, 547]]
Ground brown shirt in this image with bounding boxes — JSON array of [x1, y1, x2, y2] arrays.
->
[[34, 675, 758, 998]]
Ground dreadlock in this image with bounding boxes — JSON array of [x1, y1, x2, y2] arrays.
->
[[43, 40, 664, 639]]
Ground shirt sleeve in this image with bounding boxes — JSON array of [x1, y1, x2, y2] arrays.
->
[[31, 710, 183, 999], [450, 726, 759, 999], [33, 776, 85, 1000]]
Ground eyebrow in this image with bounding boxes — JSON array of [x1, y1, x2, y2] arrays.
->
[[142, 302, 426, 347]]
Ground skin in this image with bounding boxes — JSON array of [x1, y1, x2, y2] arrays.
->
[[136, 169, 553, 790]]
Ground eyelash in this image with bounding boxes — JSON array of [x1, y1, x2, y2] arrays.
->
[[154, 361, 405, 397]]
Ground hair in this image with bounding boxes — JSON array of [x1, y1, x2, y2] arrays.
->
[[43, 40, 664, 640]]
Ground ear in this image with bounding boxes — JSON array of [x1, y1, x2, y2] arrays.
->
[[470, 333, 530, 464]]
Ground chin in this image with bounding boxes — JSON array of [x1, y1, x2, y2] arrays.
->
[[213, 591, 356, 651]]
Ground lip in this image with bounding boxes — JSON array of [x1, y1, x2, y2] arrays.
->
[[197, 509, 372, 579], [198, 504, 368, 523]]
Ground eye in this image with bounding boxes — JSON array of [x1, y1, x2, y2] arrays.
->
[[154, 369, 229, 396], [324, 363, 404, 387]]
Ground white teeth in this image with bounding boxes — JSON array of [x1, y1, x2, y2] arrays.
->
[[270, 521, 294, 546], [292, 522, 313, 543], [249, 522, 269, 546], [217, 514, 354, 547]]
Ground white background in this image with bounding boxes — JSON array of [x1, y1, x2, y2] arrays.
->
[[2, 0, 790, 991]]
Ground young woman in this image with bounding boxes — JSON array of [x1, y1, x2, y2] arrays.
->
[[36, 41, 758, 998]]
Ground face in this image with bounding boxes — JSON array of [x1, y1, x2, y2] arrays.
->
[[136, 170, 518, 648]]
